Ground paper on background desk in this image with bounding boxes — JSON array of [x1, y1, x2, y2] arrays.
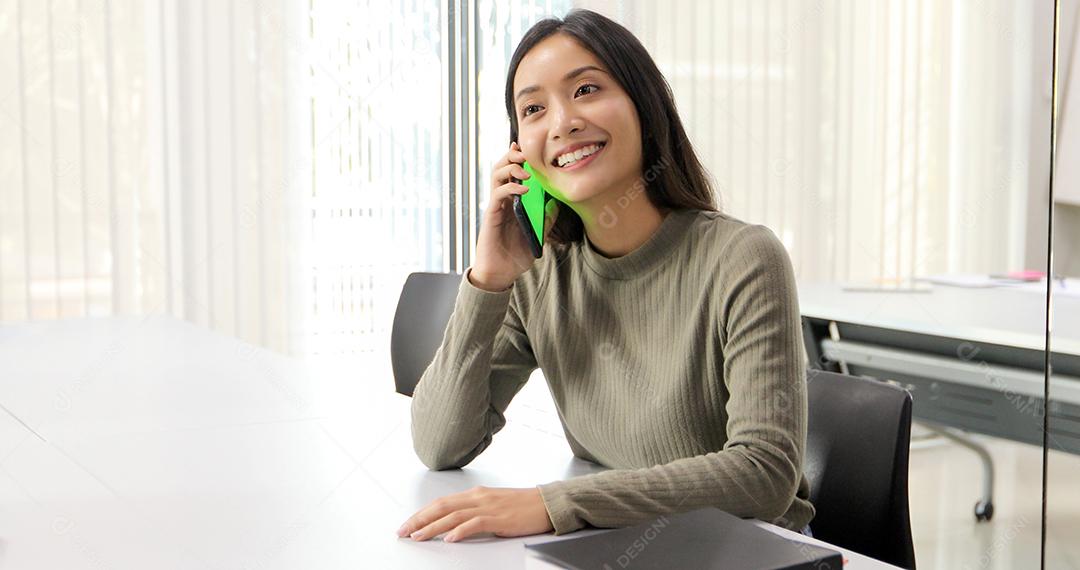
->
[[915, 274, 1028, 288], [915, 274, 1080, 297], [1008, 278, 1080, 298]]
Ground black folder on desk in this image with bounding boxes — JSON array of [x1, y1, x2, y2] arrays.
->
[[524, 507, 843, 570]]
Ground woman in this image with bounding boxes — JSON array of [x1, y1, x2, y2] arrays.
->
[[398, 8, 814, 543]]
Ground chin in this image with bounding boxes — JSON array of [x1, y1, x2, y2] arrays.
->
[[551, 171, 599, 199], [550, 180, 586, 201]]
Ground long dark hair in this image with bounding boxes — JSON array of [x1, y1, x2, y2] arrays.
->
[[505, 8, 719, 248]]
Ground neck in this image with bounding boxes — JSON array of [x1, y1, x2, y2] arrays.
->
[[570, 182, 669, 258]]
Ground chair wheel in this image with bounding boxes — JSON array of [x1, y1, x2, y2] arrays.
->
[[974, 500, 994, 522]]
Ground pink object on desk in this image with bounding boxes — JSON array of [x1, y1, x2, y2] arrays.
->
[[990, 270, 1045, 282]]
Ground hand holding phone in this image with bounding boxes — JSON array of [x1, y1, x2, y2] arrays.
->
[[470, 142, 559, 292], [511, 161, 556, 259]]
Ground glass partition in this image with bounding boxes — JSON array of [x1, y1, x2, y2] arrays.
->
[[1047, 0, 1080, 567]]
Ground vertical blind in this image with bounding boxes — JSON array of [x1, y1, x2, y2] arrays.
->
[[0, 0, 301, 353], [572, 0, 1035, 284]]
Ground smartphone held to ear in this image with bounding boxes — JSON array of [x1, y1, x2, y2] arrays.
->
[[511, 160, 556, 259]]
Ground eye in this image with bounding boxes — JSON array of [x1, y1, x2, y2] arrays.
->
[[575, 84, 599, 97], [522, 104, 541, 117]]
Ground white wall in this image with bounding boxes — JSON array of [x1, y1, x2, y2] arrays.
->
[[1027, 0, 1080, 278]]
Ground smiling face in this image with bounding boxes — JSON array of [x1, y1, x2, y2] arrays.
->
[[512, 33, 643, 209]]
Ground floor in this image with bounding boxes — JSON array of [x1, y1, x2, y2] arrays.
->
[[907, 422, 1080, 569]]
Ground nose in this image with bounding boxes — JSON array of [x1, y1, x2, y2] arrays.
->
[[550, 100, 585, 141]]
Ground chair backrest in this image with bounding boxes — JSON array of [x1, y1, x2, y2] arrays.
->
[[804, 369, 916, 570], [391, 272, 462, 397]]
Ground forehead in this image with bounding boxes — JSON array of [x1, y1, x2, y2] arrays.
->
[[514, 34, 606, 90]]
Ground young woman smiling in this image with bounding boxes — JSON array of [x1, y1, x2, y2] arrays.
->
[[398, 9, 815, 544]]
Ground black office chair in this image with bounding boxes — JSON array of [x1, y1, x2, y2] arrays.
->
[[391, 271, 463, 397], [804, 370, 916, 570]]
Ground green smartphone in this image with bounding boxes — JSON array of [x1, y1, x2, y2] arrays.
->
[[511, 160, 556, 258]]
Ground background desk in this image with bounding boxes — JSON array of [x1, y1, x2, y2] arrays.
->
[[800, 281, 1080, 453], [0, 317, 896, 569], [800, 281, 1080, 520]]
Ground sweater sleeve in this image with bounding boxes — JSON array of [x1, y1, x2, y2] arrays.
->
[[536, 225, 810, 535], [410, 267, 539, 470]]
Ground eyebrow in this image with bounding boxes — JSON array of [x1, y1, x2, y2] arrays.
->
[[515, 65, 607, 103]]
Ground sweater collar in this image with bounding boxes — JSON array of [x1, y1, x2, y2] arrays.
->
[[579, 208, 698, 280]]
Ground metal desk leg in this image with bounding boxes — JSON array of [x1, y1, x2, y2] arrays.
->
[[925, 424, 995, 522]]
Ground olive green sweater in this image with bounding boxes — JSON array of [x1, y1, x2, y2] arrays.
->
[[409, 207, 815, 535]]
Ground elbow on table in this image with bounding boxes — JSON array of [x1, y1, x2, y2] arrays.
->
[[411, 429, 492, 471], [410, 425, 464, 470], [410, 424, 455, 471], [413, 445, 468, 471], [409, 402, 462, 470], [410, 403, 500, 471]]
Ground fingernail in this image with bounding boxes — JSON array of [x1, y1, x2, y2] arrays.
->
[[411, 531, 423, 539], [396, 525, 407, 537], [445, 534, 457, 543]]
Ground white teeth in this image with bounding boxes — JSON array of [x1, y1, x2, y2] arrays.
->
[[557, 143, 604, 167]]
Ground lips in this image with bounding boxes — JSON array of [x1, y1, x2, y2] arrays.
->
[[552, 141, 607, 169]]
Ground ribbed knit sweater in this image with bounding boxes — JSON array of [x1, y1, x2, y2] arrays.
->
[[409, 207, 815, 535]]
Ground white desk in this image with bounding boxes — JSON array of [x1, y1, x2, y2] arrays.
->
[[799, 279, 1080, 357], [799, 281, 1080, 431], [0, 316, 896, 569]]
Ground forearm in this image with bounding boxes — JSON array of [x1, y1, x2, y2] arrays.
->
[[537, 442, 800, 535], [411, 268, 536, 470]]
